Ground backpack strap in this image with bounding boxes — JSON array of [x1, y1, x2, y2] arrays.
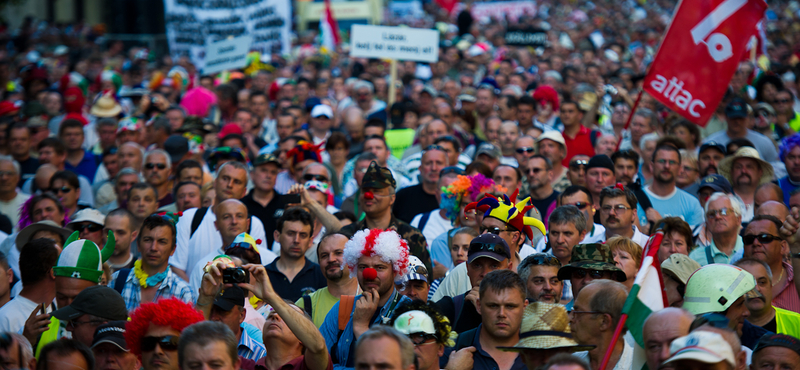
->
[[338, 295, 355, 331], [113, 268, 131, 295], [190, 207, 208, 238], [453, 293, 466, 328], [705, 246, 715, 265], [455, 328, 477, 351], [303, 295, 313, 317], [418, 211, 432, 233]]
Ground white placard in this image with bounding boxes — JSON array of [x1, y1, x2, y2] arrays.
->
[[163, 0, 291, 70], [203, 36, 253, 75], [350, 25, 439, 63]]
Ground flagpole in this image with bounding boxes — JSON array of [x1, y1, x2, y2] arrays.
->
[[613, 89, 644, 152], [597, 314, 629, 370]]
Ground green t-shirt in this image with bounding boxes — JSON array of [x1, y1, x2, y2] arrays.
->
[[295, 287, 341, 328]]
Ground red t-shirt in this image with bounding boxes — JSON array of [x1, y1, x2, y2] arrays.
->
[[562, 126, 597, 167]]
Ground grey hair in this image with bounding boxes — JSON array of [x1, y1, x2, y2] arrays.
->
[[353, 80, 375, 94], [302, 162, 331, 179], [548, 205, 587, 234], [121, 142, 146, 157], [144, 149, 172, 169], [705, 192, 745, 218], [543, 70, 563, 82], [216, 161, 250, 184], [4, 332, 33, 366], [518, 253, 561, 297], [355, 325, 415, 370], [587, 279, 629, 334], [0, 155, 20, 175], [734, 257, 773, 282], [95, 117, 118, 129], [639, 132, 661, 149], [634, 107, 659, 129], [179, 322, 238, 367], [115, 167, 143, 182]]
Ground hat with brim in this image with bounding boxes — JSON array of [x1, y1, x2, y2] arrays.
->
[[91, 321, 129, 351], [16, 220, 72, 249], [718, 147, 774, 186], [213, 286, 245, 311], [90, 94, 122, 118], [556, 243, 626, 282], [362, 161, 396, 189], [499, 302, 596, 352], [51, 285, 128, 321]]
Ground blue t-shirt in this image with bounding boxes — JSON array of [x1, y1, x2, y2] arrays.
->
[[64, 150, 99, 184], [638, 186, 705, 228], [779, 176, 800, 206]]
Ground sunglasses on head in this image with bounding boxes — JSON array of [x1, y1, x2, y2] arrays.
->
[[408, 264, 429, 277], [440, 166, 465, 176], [303, 174, 328, 182], [526, 254, 561, 267], [51, 186, 72, 194], [515, 147, 535, 154], [690, 313, 730, 331], [425, 144, 445, 152], [141, 335, 180, 352], [468, 242, 509, 259], [145, 163, 167, 170], [742, 233, 782, 245], [74, 223, 103, 233]]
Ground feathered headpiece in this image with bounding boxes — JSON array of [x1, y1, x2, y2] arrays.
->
[[440, 174, 507, 223], [343, 229, 410, 280], [287, 140, 324, 165], [466, 189, 547, 241]]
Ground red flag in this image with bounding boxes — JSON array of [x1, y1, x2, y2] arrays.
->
[[323, 0, 340, 46], [435, 0, 459, 14], [643, 0, 767, 126]]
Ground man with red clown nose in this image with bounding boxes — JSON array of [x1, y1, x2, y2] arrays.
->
[[321, 228, 413, 370]]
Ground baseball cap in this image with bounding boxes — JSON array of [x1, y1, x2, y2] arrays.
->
[[164, 135, 189, 164], [537, 131, 566, 148], [663, 331, 736, 367], [253, 153, 280, 167], [475, 143, 502, 160], [218, 123, 243, 139], [51, 286, 128, 321], [697, 174, 733, 194], [92, 321, 129, 351], [753, 334, 800, 357], [310, 104, 333, 119], [725, 98, 749, 118], [468, 234, 511, 264], [213, 286, 246, 311], [362, 161, 396, 189], [586, 155, 614, 173], [457, 87, 477, 102], [402, 256, 428, 284], [699, 141, 726, 156], [661, 253, 701, 285], [68, 209, 106, 227]]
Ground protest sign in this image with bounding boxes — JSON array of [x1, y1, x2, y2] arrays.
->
[[203, 36, 253, 75], [643, 0, 767, 125], [350, 25, 439, 63], [458, 1, 537, 23], [504, 27, 547, 47], [163, 0, 291, 69]]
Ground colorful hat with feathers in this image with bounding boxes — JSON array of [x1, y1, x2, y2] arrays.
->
[[287, 140, 324, 165], [466, 189, 546, 241], [440, 174, 506, 223], [53, 231, 115, 283]]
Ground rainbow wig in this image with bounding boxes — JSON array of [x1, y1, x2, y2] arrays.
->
[[125, 298, 205, 358], [439, 174, 507, 224]]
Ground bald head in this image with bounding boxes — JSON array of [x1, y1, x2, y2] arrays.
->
[[755, 182, 783, 210], [214, 199, 250, 244], [755, 200, 789, 220], [343, 106, 366, 141], [35, 164, 58, 191], [642, 308, 695, 370]]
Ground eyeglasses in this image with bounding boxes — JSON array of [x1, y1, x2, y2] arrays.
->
[[73, 223, 103, 233], [66, 319, 106, 330], [303, 174, 328, 182], [601, 205, 630, 213], [655, 159, 679, 166], [440, 166, 465, 176], [515, 147, 535, 154], [408, 333, 437, 346], [776, 99, 792, 104], [141, 335, 180, 352], [468, 242, 510, 259], [568, 202, 590, 210], [742, 233, 783, 245], [568, 310, 602, 318], [690, 313, 730, 331], [569, 160, 588, 169], [571, 269, 609, 280], [706, 208, 731, 218], [525, 254, 561, 267], [145, 163, 167, 170], [51, 186, 72, 194]]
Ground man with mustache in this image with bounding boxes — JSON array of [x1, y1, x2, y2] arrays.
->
[[640, 145, 705, 228], [735, 258, 800, 337], [598, 186, 650, 247], [719, 147, 775, 223], [698, 142, 726, 178], [296, 232, 360, 328]]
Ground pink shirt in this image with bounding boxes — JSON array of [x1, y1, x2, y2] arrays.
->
[[773, 262, 800, 314]]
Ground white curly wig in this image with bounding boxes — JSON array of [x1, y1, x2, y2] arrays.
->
[[343, 229, 410, 279]]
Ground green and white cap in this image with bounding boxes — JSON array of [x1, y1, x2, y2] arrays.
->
[[53, 230, 115, 283]]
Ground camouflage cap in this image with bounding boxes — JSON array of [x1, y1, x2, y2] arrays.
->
[[362, 161, 396, 189], [556, 243, 626, 282]]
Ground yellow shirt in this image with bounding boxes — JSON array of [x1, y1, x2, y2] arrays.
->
[[775, 306, 800, 338], [295, 287, 341, 328]]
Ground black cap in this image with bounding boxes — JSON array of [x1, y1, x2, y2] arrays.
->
[[699, 141, 726, 156], [213, 286, 246, 311], [254, 153, 280, 167], [362, 161, 396, 189], [51, 285, 128, 321], [725, 97, 748, 118], [164, 135, 189, 164], [467, 234, 511, 264], [91, 321, 129, 351], [698, 174, 733, 194], [586, 155, 614, 173], [754, 334, 800, 357]]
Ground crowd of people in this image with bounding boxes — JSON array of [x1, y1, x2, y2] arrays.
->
[[1, 0, 800, 369]]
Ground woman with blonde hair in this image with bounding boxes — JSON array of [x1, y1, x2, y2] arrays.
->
[[606, 235, 643, 290]]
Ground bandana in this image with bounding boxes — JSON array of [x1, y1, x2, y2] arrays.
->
[[133, 260, 169, 288]]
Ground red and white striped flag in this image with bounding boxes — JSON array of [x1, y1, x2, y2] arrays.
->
[[320, 0, 341, 49]]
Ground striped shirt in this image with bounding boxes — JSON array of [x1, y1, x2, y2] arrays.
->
[[109, 267, 195, 312], [238, 324, 267, 361]]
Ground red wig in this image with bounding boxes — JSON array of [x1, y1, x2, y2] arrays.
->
[[125, 298, 205, 358]]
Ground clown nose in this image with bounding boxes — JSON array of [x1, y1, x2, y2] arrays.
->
[[363, 268, 377, 280], [364, 191, 374, 200]]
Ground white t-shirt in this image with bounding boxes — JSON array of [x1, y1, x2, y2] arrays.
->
[[0, 193, 30, 232], [574, 335, 634, 370], [597, 226, 650, 248], [188, 247, 278, 293], [0, 295, 53, 334], [169, 207, 267, 276], [410, 210, 453, 247]]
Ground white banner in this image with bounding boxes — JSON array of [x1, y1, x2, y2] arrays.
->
[[163, 0, 291, 70], [350, 25, 439, 63], [203, 36, 253, 75]]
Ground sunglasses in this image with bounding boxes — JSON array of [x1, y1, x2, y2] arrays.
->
[[568, 202, 590, 210], [408, 333, 437, 346], [50, 186, 72, 194], [468, 242, 510, 259], [226, 242, 257, 251], [141, 335, 180, 352], [742, 233, 782, 245], [145, 163, 167, 170], [480, 226, 513, 235], [441, 166, 465, 176], [74, 223, 104, 233], [303, 174, 328, 182], [515, 147, 535, 154], [528, 167, 547, 175], [706, 208, 731, 218], [569, 160, 588, 169], [408, 264, 429, 277], [526, 254, 561, 267], [776, 99, 792, 104], [571, 269, 609, 280]]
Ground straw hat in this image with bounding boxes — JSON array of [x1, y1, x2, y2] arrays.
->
[[498, 302, 595, 352], [90, 93, 122, 117], [718, 147, 774, 186]]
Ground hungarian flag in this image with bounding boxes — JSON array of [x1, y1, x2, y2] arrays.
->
[[320, 0, 340, 49]]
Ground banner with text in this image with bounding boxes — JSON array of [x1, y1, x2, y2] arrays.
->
[[350, 25, 439, 63], [163, 0, 291, 70], [203, 36, 253, 75], [504, 27, 547, 47], [643, 0, 766, 126], [453, 1, 537, 23]]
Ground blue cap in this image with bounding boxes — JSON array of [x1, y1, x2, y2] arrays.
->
[[698, 174, 733, 194], [725, 98, 749, 118]]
